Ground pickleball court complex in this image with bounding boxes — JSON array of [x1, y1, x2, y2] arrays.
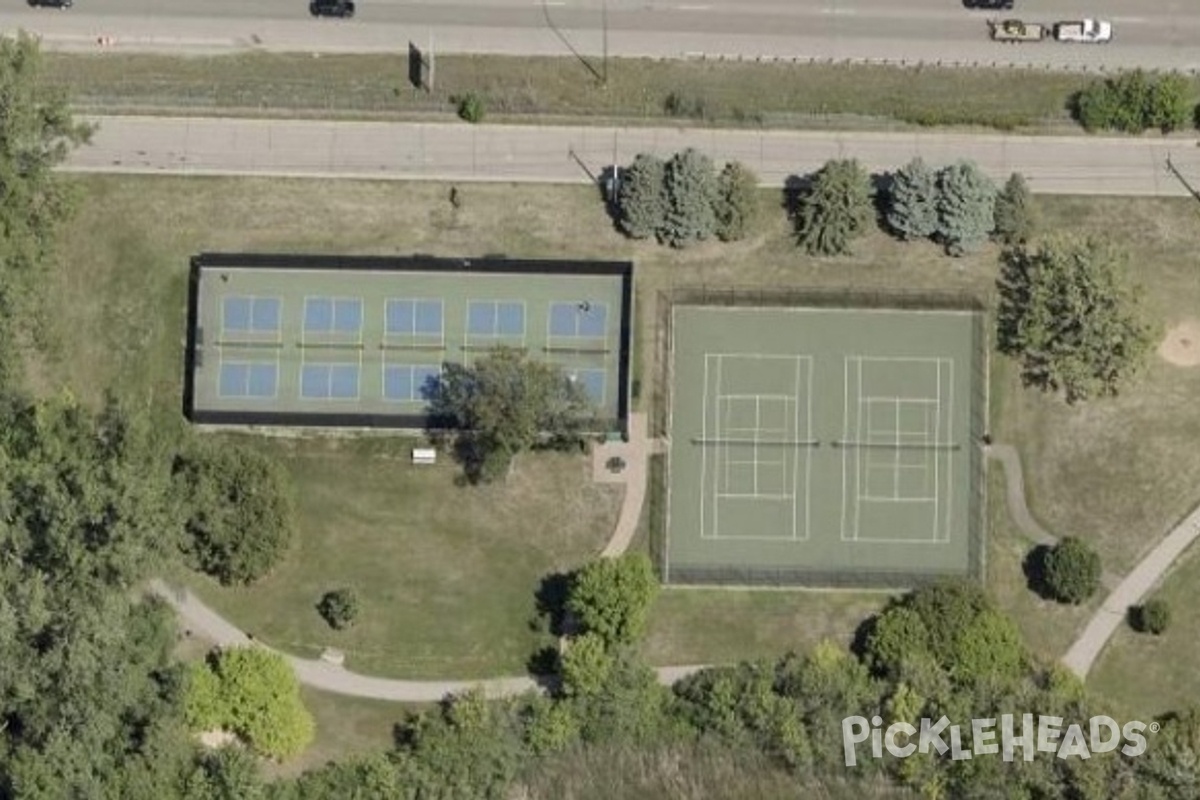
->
[[659, 290, 987, 587]]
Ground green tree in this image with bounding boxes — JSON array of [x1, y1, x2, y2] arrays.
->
[[935, 160, 996, 256], [863, 605, 932, 678], [431, 347, 593, 483], [886, 157, 939, 241], [0, 33, 93, 387], [1146, 72, 1192, 133], [567, 554, 659, 647], [521, 696, 581, 756], [714, 160, 760, 242], [1134, 598, 1171, 634], [182, 746, 265, 800], [0, 394, 194, 796], [795, 158, 874, 256], [947, 609, 1027, 685], [559, 633, 614, 697], [993, 172, 1037, 246], [1043, 537, 1103, 605], [454, 92, 486, 123], [173, 439, 296, 585], [661, 147, 719, 248], [997, 236, 1153, 403], [317, 588, 359, 630], [185, 647, 315, 761], [617, 153, 668, 240]]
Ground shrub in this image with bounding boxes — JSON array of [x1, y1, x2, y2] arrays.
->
[[454, 92, 486, 123], [1146, 72, 1192, 133], [616, 153, 667, 240], [886, 157, 939, 241], [1073, 70, 1192, 133], [660, 148, 719, 248], [173, 440, 295, 585], [186, 648, 315, 760], [992, 172, 1037, 246], [1043, 537, 1102, 604], [714, 161, 760, 242], [795, 158, 873, 256], [935, 160, 996, 256], [317, 588, 360, 630], [567, 554, 659, 647], [1133, 598, 1170, 634], [663, 91, 709, 120]]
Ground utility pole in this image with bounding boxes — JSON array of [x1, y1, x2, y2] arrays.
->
[[602, 0, 609, 86]]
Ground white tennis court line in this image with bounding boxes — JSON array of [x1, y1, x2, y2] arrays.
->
[[933, 360, 941, 541], [701, 352, 811, 541], [699, 351, 710, 541], [943, 359, 955, 543], [664, 306, 678, 584]]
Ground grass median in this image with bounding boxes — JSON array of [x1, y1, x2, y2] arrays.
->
[[42, 51, 1113, 132]]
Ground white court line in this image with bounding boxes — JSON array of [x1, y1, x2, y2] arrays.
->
[[699, 353, 710, 540], [894, 401, 901, 500], [715, 355, 725, 538], [716, 493, 793, 501], [854, 357, 864, 542], [944, 360, 955, 543], [862, 396, 938, 404], [862, 496, 938, 504], [933, 360, 942, 542], [794, 355, 802, 542], [664, 307, 678, 583]]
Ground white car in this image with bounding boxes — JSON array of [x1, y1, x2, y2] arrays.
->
[[1053, 19, 1113, 43]]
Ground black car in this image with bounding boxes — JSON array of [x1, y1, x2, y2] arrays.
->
[[27, 0, 74, 8], [963, 0, 1014, 9], [310, 0, 355, 17]]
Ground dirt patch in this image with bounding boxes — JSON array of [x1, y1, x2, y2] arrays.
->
[[1158, 321, 1200, 366]]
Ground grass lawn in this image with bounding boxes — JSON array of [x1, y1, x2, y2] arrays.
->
[[39, 52, 1131, 133], [36, 175, 1200, 677], [1088, 541, 1200, 719], [182, 438, 619, 679]]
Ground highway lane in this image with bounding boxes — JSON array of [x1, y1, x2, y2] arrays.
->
[[66, 115, 1200, 197], [3, 0, 1199, 69]]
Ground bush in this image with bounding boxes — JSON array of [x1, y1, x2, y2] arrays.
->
[[663, 91, 710, 121], [616, 153, 667, 240], [173, 440, 295, 585], [992, 172, 1037, 246], [186, 648, 315, 760], [935, 160, 996, 256], [660, 148, 719, 248], [318, 588, 360, 630], [714, 161, 760, 242], [1133, 599, 1170, 634], [1043, 537, 1102, 604], [1073, 70, 1193, 133], [567, 554, 659, 647], [795, 158, 873, 256], [455, 92, 486, 123], [886, 157, 939, 241]]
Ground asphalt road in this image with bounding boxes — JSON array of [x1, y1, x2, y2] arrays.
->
[[67, 115, 1200, 197], [4, 0, 1200, 69]]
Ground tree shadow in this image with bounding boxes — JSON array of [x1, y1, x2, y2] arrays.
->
[[781, 174, 809, 218], [1023, 544, 1055, 599], [534, 571, 576, 637], [870, 171, 894, 227], [526, 645, 560, 677]]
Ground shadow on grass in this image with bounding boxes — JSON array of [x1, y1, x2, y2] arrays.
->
[[1022, 543, 1055, 600]]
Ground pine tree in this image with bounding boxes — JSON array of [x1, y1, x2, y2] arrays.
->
[[935, 160, 997, 256], [616, 153, 667, 240], [993, 172, 1037, 246], [661, 148, 719, 248], [714, 161, 760, 242], [886, 157, 939, 241], [795, 159, 873, 256]]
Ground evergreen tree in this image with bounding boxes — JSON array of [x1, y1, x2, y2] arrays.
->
[[886, 157, 939, 241], [936, 160, 997, 256], [616, 153, 667, 240], [714, 161, 760, 242], [795, 159, 873, 256], [993, 172, 1037, 246], [661, 148, 719, 248]]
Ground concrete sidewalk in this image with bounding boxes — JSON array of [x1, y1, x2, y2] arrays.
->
[[68, 115, 1200, 197]]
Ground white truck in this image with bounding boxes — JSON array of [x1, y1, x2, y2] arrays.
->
[[1052, 19, 1113, 43]]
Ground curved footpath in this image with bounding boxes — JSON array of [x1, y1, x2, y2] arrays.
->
[[153, 441, 1200, 698], [988, 444, 1200, 678]]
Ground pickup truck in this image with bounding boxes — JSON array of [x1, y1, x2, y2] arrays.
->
[[988, 19, 1047, 42], [1053, 19, 1113, 43]]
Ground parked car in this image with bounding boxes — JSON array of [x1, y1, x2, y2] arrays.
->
[[27, 0, 74, 8], [310, 0, 355, 17]]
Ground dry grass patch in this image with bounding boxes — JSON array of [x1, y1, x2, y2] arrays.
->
[[41, 52, 1106, 132]]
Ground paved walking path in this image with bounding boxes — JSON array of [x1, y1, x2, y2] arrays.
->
[[594, 412, 654, 558], [68, 115, 1200, 198], [986, 444, 1120, 592], [1061, 503, 1200, 678], [149, 579, 707, 702]]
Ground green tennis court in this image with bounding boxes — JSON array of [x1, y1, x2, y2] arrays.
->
[[186, 254, 632, 430], [663, 301, 985, 587]]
